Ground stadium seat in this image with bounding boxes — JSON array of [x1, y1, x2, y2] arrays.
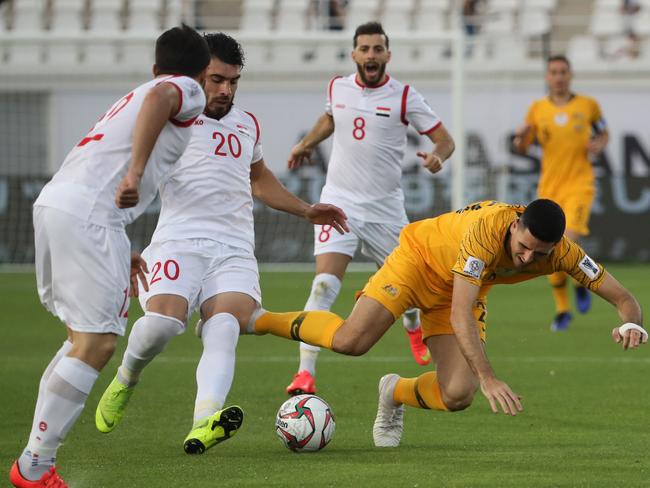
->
[[163, 0, 183, 29], [240, 0, 274, 32], [0, 0, 10, 32], [567, 36, 600, 65], [418, 0, 451, 13], [482, 10, 515, 34], [11, 0, 46, 32], [345, 0, 381, 31], [487, 0, 519, 12], [50, 0, 85, 33], [276, 0, 308, 32], [412, 4, 446, 32], [127, 0, 162, 32], [594, 0, 622, 8], [315, 39, 350, 70], [6, 42, 44, 67], [590, 10, 625, 37], [88, 0, 124, 33], [381, 0, 415, 32], [120, 38, 155, 67], [519, 9, 551, 37], [523, 0, 557, 10]]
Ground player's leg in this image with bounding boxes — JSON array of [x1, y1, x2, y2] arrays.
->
[[360, 221, 431, 366], [96, 242, 201, 433], [183, 249, 260, 453], [564, 191, 594, 315], [373, 301, 486, 447], [288, 252, 351, 395], [287, 221, 357, 395], [15, 207, 128, 484]]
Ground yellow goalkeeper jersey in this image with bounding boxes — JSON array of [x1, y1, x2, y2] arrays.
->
[[525, 94, 606, 197], [399, 201, 606, 298]]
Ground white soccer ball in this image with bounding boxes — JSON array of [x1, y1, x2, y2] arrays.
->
[[275, 394, 336, 452]]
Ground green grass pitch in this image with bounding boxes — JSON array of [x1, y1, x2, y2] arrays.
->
[[1, 266, 650, 487]]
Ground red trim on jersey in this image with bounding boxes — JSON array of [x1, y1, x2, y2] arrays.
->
[[400, 85, 410, 126], [355, 74, 391, 89], [245, 111, 261, 144], [170, 116, 198, 127], [328, 76, 342, 103], [161, 81, 183, 119], [419, 121, 442, 135], [376, 106, 391, 111]]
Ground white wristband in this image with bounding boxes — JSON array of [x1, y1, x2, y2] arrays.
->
[[618, 323, 648, 341]]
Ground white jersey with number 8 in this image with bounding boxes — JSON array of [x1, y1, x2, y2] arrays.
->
[[322, 74, 441, 223], [35, 75, 206, 228]]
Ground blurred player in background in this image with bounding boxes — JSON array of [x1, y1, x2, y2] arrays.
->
[[9, 25, 210, 488], [94, 33, 348, 456], [513, 55, 609, 332], [285, 21, 455, 395], [248, 199, 645, 446]]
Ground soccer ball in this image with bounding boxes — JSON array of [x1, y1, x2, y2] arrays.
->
[[275, 394, 336, 452]]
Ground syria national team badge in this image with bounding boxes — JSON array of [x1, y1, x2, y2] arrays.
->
[[236, 124, 250, 136], [382, 284, 399, 298], [375, 106, 391, 117]]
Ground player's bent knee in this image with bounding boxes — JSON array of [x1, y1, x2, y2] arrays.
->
[[331, 326, 370, 356]]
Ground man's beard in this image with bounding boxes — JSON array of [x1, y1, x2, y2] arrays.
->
[[356, 61, 386, 87], [204, 96, 234, 119]]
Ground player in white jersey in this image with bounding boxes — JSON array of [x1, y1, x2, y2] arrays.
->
[[94, 33, 348, 456], [9, 26, 210, 488], [285, 22, 456, 395]]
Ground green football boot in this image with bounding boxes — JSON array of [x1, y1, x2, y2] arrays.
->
[[183, 405, 244, 454], [95, 375, 135, 433]]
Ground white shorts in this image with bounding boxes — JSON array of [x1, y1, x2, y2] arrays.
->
[[138, 239, 261, 322], [313, 216, 408, 266], [33, 206, 131, 335]]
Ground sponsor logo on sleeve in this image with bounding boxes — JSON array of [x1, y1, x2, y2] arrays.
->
[[463, 257, 485, 279], [579, 254, 601, 279]]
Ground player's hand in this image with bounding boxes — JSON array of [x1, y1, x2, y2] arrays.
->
[[479, 376, 523, 416], [129, 252, 149, 298], [612, 324, 648, 350], [288, 142, 312, 169], [512, 124, 531, 153], [116, 170, 141, 208], [587, 138, 606, 155], [305, 203, 349, 234], [417, 151, 443, 174]]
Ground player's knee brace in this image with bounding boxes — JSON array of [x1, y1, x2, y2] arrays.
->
[[305, 273, 342, 311], [199, 313, 240, 351], [130, 312, 185, 358]]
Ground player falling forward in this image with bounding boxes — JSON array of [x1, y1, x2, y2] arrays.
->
[[9, 25, 210, 488], [247, 200, 646, 446], [285, 21, 455, 395], [513, 55, 609, 332], [94, 33, 348, 455]]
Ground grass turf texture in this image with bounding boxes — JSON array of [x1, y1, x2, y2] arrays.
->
[[1, 266, 650, 487]]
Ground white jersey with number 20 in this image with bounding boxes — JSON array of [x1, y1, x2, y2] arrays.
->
[[322, 74, 441, 223], [35, 75, 206, 228]]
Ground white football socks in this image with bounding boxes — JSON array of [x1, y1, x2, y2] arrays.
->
[[402, 308, 421, 332], [20, 356, 99, 481], [30, 339, 72, 437], [193, 313, 240, 423], [298, 273, 342, 376], [117, 312, 184, 387]]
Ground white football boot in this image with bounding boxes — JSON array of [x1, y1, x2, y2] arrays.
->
[[372, 373, 404, 447]]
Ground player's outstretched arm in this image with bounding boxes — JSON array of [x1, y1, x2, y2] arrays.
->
[[115, 83, 181, 208], [512, 124, 534, 154], [587, 129, 609, 155], [251, 159, 348, 234], [451, 276, 523, 416], [417, 124, 455, 174], [288, 113, 334, 169], [593, 271, 646, 350]]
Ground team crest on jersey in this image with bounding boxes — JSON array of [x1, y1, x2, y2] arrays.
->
[[578, 254, 600, 279], [554, 112, 568, 126], [236, 124, 250, 136], [463, 257, 485, 279], [382, 284, 399, 298], [375, 106, 391, 118]]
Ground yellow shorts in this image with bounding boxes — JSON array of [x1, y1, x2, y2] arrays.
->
[[361, 246, 488, 341], [539, 188, 594, 236]]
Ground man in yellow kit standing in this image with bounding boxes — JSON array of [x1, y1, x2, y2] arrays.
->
[[513, 55, 609, 331], [246, 200, 645, 447]]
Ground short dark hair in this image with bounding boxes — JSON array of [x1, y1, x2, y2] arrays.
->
[[547, 54, 571, 71], [520, 199, 566, 243], [353, 22, 389, 49], [155, 24, 210, 78], [203, 32, 245, 68]]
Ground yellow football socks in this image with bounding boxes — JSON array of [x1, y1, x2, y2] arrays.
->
[[254, 310, 344, 349], [393, 372, 449, 411], [548, 271, 570, 313]]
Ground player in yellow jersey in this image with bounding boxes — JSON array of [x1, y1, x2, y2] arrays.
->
[[513, 55, 609, 332], [246, 199, 646, 446]]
